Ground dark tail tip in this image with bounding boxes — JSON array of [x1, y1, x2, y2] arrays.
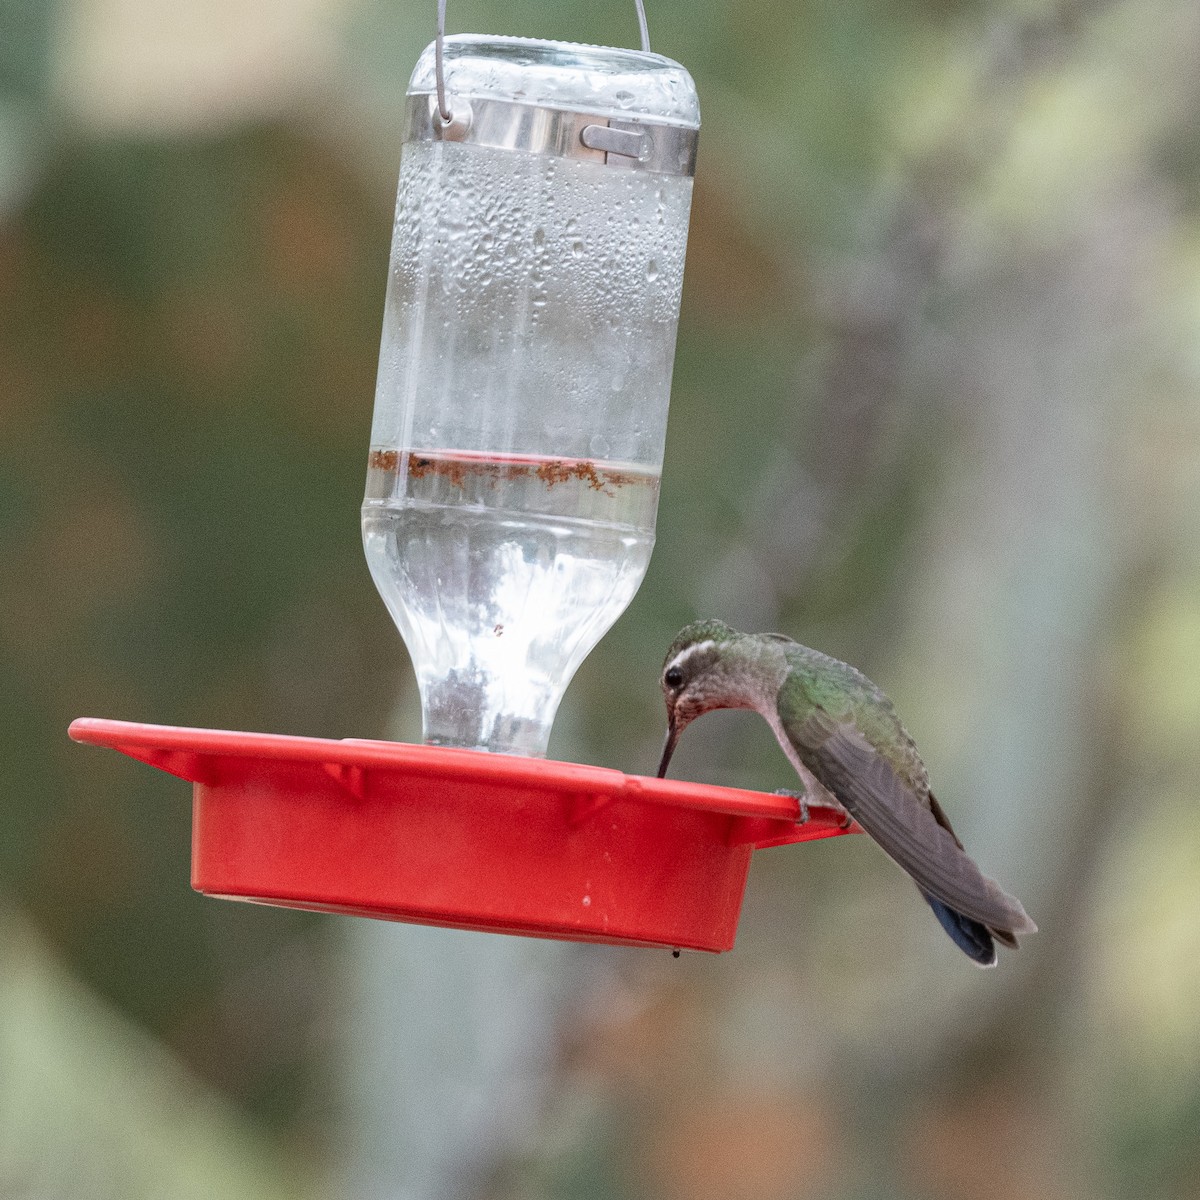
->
[[922, 893, 998, 967]]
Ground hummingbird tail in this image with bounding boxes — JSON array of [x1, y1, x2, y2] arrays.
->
[[921, 892, 999, 967]]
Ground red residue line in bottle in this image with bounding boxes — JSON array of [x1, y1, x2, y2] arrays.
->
[[369, 449, 399, 471], [367, 449, 647, 497]]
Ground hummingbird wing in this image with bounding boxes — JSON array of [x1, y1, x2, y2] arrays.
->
[[790, 711, 1036, 936], [927, 791, 1019, 950]]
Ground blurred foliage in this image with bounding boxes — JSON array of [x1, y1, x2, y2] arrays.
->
[[3, 0, 1200, 1198], [0, 906, 318, 1198]]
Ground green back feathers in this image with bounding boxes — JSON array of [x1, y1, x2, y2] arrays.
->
[[777, 641, 929, 798]]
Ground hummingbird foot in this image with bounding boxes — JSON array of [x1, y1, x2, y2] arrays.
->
[[773, 788, 810, 824]]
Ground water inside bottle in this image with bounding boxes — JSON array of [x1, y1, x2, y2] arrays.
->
[[363, 448, 660, 756]]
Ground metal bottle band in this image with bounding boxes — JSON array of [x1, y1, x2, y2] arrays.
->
[[405, 92, 698, 177]]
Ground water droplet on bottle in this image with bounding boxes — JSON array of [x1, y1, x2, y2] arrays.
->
[[614, 90, 634, 108], [646, 260, 659, 282], [532, 227, 545, 249], [571, 240, 584, 258]]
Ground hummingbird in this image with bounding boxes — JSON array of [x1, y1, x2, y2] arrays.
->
[[656, 619, 1036, 966]]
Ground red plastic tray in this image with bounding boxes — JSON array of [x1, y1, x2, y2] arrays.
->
[[68, 718, 857, 953]]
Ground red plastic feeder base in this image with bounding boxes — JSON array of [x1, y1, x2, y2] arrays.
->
[[68, 718, 856, 953]]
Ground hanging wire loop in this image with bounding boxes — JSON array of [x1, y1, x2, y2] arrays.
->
[[435, 0, 451, 122], [435, 0, 652, 124], [634, 0, 650, 52]]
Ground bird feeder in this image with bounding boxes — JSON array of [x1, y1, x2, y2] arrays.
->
[[69, 4, 856, 953], [68, 718, 852, 952]]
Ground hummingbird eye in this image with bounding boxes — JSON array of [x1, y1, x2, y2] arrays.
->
[[664, 666, 684, 689]]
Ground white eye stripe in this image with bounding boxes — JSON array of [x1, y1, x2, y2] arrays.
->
[[664, 640, 717, 678]]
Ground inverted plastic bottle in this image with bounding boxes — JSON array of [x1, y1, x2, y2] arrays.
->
[[363, 32, 699, 757]]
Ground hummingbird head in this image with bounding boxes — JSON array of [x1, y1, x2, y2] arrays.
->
[[656, 619, 770, 778]]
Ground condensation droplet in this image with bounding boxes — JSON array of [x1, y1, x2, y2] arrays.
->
[[646, 260, 659, 281]]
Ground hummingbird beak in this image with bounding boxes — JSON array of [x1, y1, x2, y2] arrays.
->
[[657, 714, 680, 778]]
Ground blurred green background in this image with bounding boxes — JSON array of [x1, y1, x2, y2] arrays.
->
[[3, 0, 1200, 1196]]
